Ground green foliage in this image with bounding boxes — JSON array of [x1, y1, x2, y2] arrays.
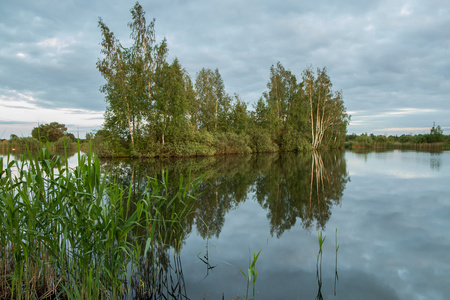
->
[[348, 124, 448, 149], [9, 136, 40, 150], [375, 135, 387, 146], [398, 134, 413, 143], [240, 247, 262, 300], [31, 122, 69, 143], [154, 58, 191, 146], [354, 133, 374, 147], [280, 126, 311, 152], [92, 129, 127, 157], [163, 141, 214, 157], [213, 132, 252, 155], [229, 94, 251, 134], [427, 124, 444, 143], [52, 135, 75, 149], [317, 231, 326, 265], [97, 2, 168, 148], [0, 148, 201, 298], [195, 68, 232, 132], [247, 128, 279, 153], [94, 4, 351, 156]]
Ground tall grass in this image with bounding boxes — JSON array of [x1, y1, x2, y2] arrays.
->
[[0, 147, 201, 299]]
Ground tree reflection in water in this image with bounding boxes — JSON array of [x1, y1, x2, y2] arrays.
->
[[101, 151, 349, 240], [254, 151, 349, 236], [100, 151, 349, 296]]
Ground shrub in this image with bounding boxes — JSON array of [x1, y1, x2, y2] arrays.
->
[[10, 136, 40, 150], [92, 130, 127, 157], [52, 136, 75, 149], [164, 141, 216, 157], [354, 134, 373, 147], [247, 128, 279, 153], [213, 132, 252, 155], [280, 128, 311, 152]]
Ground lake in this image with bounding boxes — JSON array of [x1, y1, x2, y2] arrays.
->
[[2, 149, 449, 299]]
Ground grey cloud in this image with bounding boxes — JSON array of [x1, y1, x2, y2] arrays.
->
[[1, 0, 449, 135]]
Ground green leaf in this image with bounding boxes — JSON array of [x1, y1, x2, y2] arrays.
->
[[144, 237, 152, 254]]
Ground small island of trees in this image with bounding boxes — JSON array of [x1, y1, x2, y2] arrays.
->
[[93, 2, 350, 157]]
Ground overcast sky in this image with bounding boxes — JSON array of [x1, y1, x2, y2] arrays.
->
[[1, 0, 449, 139]]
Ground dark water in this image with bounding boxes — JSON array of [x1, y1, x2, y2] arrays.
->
[[2, 149, 449, 299]]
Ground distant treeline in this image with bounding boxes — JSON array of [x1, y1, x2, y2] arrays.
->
[[92, 2, 349, 158], [0, 122, 82, 151], [346, 124, 450, 149]]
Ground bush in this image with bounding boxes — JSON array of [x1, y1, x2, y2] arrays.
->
[[213, 132, 252, 155], [399, 134, 414, 143], [375, 135, 387, 147], [164, 141, 216, 157], [354, 134, 373, 147], [247, 128, 279, 153], [280, 128, 311, 152], [194, 130, 216, 148], [10, 136, 40, 150], [92, 130, 127, 157], [52, 136, 75, 149]]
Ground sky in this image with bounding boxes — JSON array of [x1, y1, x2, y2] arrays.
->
[[1, 0, 449, 139]]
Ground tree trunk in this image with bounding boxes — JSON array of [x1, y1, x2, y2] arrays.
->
[[125, 97, 135, 147]]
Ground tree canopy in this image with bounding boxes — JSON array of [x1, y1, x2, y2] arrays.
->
[[95, 2, 350, 157], [31, 122, 73, 143]]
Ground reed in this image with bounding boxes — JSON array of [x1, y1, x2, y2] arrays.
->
[[316, 231, 326, 300], [240, 247, 261, 300], [0, 146, 200, 299]]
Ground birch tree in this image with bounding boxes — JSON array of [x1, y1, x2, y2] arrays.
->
[[97, 2, 167, 148], [303, 67, 349, 149], [195, 68, 230, 132], [97, 20, 135, 144], [128, 2, 167, 138]]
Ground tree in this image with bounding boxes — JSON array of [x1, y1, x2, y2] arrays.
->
[[153, 58, 190, 145], [303, 67, 349, 149], [262, 62, 289, 136], [31, 122, 68, 143], [195, 68, 231, 132], [97, 2, 167, 148], [428, 123, 444, 143], [261, 62, 309, 144], [229, 94, 251, 134], [195, 68, 215, 131]]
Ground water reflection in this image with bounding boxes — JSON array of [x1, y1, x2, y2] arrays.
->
[[0, 148, 79, 162], [99, 151, 350, 298], [130, 246, 188, 299], [101, 151, 349, 242]]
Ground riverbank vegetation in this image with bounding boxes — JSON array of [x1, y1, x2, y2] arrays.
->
[[346, 124, 450, 150], [0, 148, 202, 298], [0, 122, 86, 151], [93, 2, 349, 157]]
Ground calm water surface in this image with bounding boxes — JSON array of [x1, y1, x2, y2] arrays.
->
[[2, 149, 449, 299], [177, 150, 450, 299]]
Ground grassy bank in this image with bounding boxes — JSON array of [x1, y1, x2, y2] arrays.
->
[[0, 147, 201, 299], [345, 132, 450, 150], [345, 141, 450, 150]]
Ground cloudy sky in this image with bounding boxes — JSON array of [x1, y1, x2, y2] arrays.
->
[[1, 0, 449, 139]]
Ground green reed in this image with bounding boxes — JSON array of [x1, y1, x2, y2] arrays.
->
[[240, 246, 262, 300], [0, 147, 200, 299]]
